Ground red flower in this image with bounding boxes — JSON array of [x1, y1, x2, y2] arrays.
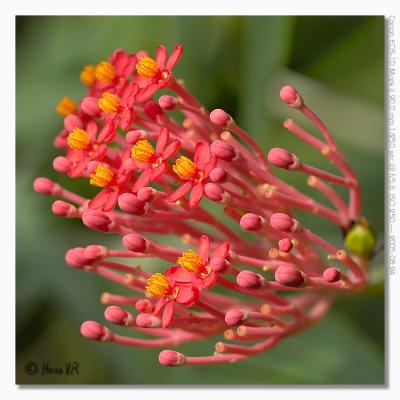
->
[[168, 143, 217, 208], [134, 44, 183, 102], [146, 269, 199, 328], [131, 128, 180, 192]]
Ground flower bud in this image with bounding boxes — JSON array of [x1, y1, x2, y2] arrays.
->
[[280, 85, 303, 109], [275, 265, 305, 287], [126, 130, 145, 144], [210, 109, 232, 128], [136, 313, 161, 328], [117, 193, 146, 215], [33, 177, 61, 196], [270, 213, 298, 232], [52, 200, 77, 218], [80, 96, 101, 117], [159, 95, 177, 110], [65, 247, 88, 269], [268, 148, 300, 170], [278, 238, 293, 253], [82, 209, 113, 232], [135, 299, 154, 313], [210, 140, 237, 161], [323, 267, 341, 283], [158, 350, 186, 367], [104, 306, 132, 325], [240, 213, 264, 231], [225, 309, 249, 326], [209, 167, 227, 183], [53, 156, 72, 174], [80, 321, 111, 341], [210, 256, 229, 273], [204, 183, 225, 202], [137, 186, 155, 202], [122, 233, 149, 253], [236, 270, 265, 289], [144, 101, 163, 120], [64, 114, 83, 132]]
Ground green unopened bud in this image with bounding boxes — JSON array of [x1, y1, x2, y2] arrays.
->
[[344, 218, 376, 258]]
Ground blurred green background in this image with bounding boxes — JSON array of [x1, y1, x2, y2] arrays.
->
[[16, 16, 385, 384]]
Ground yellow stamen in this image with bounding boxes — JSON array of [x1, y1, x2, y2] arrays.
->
[[136, 56, 158, 78], [56, 96, 76, 116], [146, 273, 169, 296], [95, 61, 115, 83], [178, 250, 202, 272], [89, 164, 114, 187], [80, 65, 96, 86], [172, 156, 196, 180], [98, 92, 120, 113], [67, 128, 90, 150], [131, 140, 155, 163]]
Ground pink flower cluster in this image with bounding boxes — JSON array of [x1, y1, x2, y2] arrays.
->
[[34, 44, 371, 367]]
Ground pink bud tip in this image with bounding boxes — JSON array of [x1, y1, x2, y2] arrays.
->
[[122, 233, 149, 253], [137, 186, 155, 202], [323, 267, 342, 283], [126, 130, 145, 144], [159, 95, 177, 110], [118, 193, 145, 215], [52, 200, 77, 217], [82, 209, 113, 232], [135, 299, 154, 313], [136, 313, 161, 328], [278, 238, 293, 253], [270, 213, 298, 232], [210, 109, 232, 128], [64, 114, 83, 132], [80, 96, 101, 117], [84, 245, 107, 261], [104, 306, 130, 325], [210, 140, 237, 161], [158, 350, 186, 367], [144, 101, 163, 120], [53, 156, 72, 174], [240, 213, 264, 231], [275, 265, 305, 287], [225, 309, 249, 326], [204, 183, 225, 203], [236, 270, 264, 289], [268, 147, 300, 170], [279, 85, 303, 109], [65, 247, 88, 268], [210, 256, 229, 273], [209, 167, 227, 183], [80, 321, 111, 341], [33, 177, 60, 196]]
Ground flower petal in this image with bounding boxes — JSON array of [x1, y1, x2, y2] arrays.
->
[[133, 169, 152, 192], [151, 162, 166, 181], [162, 302, 175, 328], [156, 45, 167, 70], [198, 235, 210, 263], [189, 182, 204, 208], [166, 44, 183, 71], [163, 140, 180, 159], [202, 271, 217, 289], [212, 241, 230, 258], [175, 285, 199, 306], [156, 127, 169, 154], [166, 265, 194, 283], [194, 142, 210, 169], [167, 181, 193, 202]]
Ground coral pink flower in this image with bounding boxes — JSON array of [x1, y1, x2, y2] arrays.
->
[[168, 143, 217, 207], [146, 270, 199, 328], [134, 44, 183, 102], [131, 128, 180, 191]]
